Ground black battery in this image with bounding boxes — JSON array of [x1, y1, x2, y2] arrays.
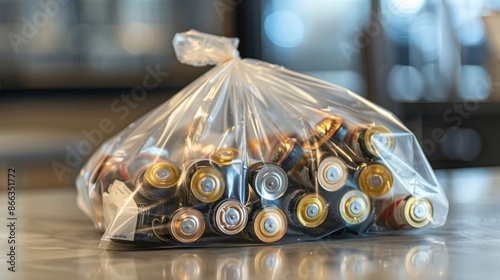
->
[[323, 185, 375, 234], [345, 124, 395, 160], [211, 148, 249, 203], [248, 162, 288, 201], [284, 190, 345, 237], [184, 159, 226, 206], [245, 205, 288, 243], [135, 161, 182, 201]]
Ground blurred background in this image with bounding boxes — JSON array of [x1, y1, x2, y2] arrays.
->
[[1, 0, 499, 189]]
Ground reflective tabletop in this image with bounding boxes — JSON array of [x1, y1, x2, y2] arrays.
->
[[2, 167, 500, 279]]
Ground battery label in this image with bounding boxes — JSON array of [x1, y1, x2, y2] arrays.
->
[[391, 200, 408, 229], [103, 180, 138, 241]]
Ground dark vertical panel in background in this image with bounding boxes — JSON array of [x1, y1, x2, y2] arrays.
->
[[235, 0, 261, 59], [366, 0, 400, 115]]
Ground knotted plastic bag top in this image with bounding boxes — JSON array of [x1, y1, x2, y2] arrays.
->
[[173, 29, 240, 66], [76, 30, 449, 249]]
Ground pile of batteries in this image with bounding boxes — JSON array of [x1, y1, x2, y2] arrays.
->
[[89, 118, 434, 247], [76, 30, 448, 249]]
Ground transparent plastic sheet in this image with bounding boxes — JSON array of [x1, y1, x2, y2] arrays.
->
[[75, 30, 449, 249]]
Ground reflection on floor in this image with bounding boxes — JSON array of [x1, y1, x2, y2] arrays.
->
[[2, 167, 500, 279]]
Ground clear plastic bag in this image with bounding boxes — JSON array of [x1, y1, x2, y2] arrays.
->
[[76, 30, 449, 249]]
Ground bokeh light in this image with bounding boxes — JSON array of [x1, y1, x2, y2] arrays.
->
[[264, 10, 305, 48], [387, 65, 425, 101]]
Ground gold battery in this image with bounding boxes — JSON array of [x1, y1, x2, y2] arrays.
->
[[190, 166, 225, 203], [307, 115, 344, 149], [169, 208, 205, 243], [317, 156, 348, 192], [405, 196, 433, 228], [144, 162, 180, 189], [214, 199, 248, 235], [211, 148, 239, 166], [339, 190, 371, 225], [253, 207, 287, 243], [357, 124, 395, 158], [296, 194, 328, 228], [358, 163, 393, 197], [379, 196, 434, 229]]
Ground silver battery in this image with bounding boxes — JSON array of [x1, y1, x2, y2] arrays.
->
[[250, 163, 288, 200]]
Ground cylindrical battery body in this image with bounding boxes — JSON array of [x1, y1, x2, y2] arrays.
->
[[345, 124, 395, 160], [246, 206, 288, 243], [185, 159, 226, 205], [248, 162, 288, 201], [135, 161, 181, 200], [168, 207, 206, 243], [310, 154, 349, 193], [377, 195, 434, 230], [211, 148, 248, 203], [306, 115, 346, 149], [210, 199, 248, 235], [357, 162, 393, 198]]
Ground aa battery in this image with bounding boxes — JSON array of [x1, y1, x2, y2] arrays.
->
[[211, 148, 248, 203], [211, 199, 248, 235], [248, 162, 288, 201], [357, 162, 393, 198], [313, 154, 349, 192], [247, 207, 287, 243], [297, 194, 329, 228], [347, 124, 395, 159], [281, 186, 349, 237], [185, 159, 226, 204], [377, 195, 434, 230], [307, 115, 347, 149], [168, 207, 205, 243], [337, 188, 374, 234], [136, 162, 181, 200]]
